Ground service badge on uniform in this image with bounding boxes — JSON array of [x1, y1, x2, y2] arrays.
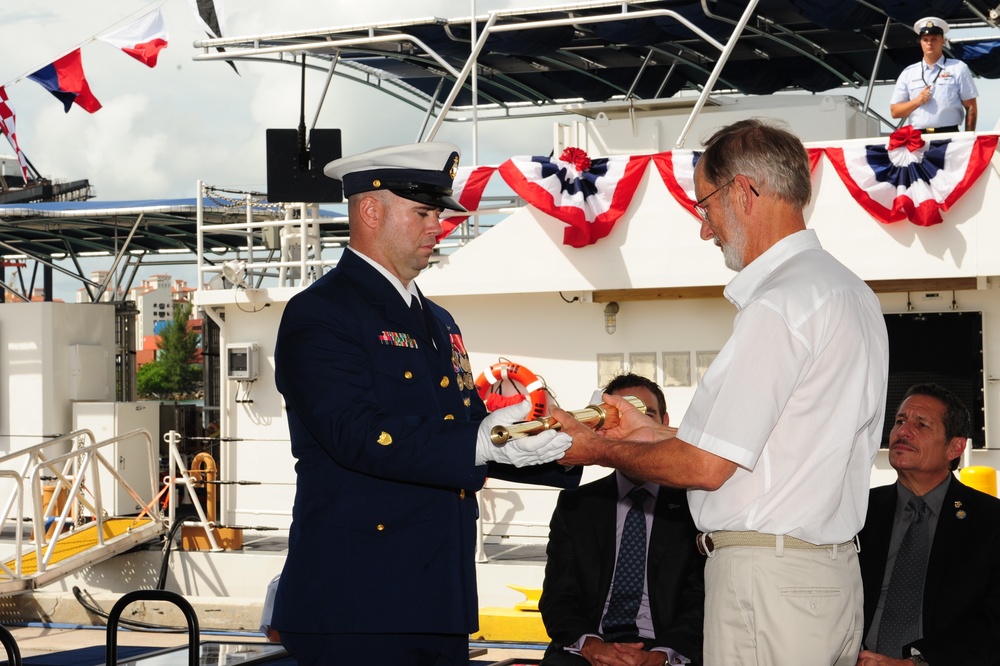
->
[[379, 330, 418, 348], [450, 333, 475, 393]]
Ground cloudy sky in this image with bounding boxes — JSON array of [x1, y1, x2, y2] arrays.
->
[[1, 1, 997, 298], [0, 0, 557, 297], [0, 0, 559, 200]]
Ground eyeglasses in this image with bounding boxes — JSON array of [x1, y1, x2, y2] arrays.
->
[[693, 177, 759, 221]]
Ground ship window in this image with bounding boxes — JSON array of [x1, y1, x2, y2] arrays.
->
[[883, 311, 985, 448]]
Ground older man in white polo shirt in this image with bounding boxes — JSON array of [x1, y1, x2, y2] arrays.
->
[[555, 119, 890, 666]]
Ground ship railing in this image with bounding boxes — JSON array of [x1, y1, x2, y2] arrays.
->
[[0, 428, 162, 581], [196, 183, 348, 291], [194, 181, 515, 292], [162, 430, 222, 552]]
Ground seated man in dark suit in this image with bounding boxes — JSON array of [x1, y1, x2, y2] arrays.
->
[[540, 373, 704, 666], [857, 383, 1000, 666]]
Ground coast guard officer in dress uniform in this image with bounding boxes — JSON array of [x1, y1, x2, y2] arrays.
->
[[890, 17, 978, 132], [270, 141, 577, 665]]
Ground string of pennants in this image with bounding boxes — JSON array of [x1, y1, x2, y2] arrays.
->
[[0, 0, 231, 185], [446, 127, 997, 247]]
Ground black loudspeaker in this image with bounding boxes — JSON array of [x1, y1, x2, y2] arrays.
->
[[266, 128, 343, 203]]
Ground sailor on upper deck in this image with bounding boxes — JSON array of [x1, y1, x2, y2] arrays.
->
[[890, 16, 979, 133]]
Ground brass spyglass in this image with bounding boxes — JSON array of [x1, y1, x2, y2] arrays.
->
[[490, 395, 647, 446]]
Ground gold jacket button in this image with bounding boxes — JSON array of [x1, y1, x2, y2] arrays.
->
[[376, 523, 385, 531], [444, 414, 454, 420], [440, 376, 450, 388], [459, 489, 466, 500], [377, 432, 393, 446], [404, 371, 413, 379]]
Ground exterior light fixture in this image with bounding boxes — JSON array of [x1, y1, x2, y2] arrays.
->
[[222, 259, 250, 290], [604, 301, 619, 335]]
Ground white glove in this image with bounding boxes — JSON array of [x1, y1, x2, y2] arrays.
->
[[475, 401, 572, 467]]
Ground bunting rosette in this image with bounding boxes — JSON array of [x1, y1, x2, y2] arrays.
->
[[498, 148, 649, 247], [824, 126, 998, 226]]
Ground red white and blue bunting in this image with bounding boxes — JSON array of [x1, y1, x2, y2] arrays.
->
[[460, 138, 996, 247], [824, 126, 998, 227], [653, 148, 824, 218], [498, 148, 648, 247], [651, 150, 701, 218], [438, 164, 497, 240]]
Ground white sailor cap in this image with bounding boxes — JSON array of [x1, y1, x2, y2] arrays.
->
[[914, 17, 949, 36], [324, 142, 466, 212]]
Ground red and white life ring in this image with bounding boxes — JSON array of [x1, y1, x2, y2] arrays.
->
[[474, 361, 548, 419]]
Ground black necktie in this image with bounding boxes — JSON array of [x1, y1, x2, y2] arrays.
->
[[409, 295, 429, 339], [877, 496, 929, 658], [602, 487, 650, 642]]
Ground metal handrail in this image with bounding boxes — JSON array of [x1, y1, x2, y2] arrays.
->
[[0, 428, 162, 581], [0, 624, 22, 666], [164, 431, 221, 551], [106, 590, 199, 666], [196, 183, 348, 290]]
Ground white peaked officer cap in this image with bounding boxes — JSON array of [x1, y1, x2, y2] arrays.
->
[[914, 17, 949, 36], [324, 142, 467, 212]]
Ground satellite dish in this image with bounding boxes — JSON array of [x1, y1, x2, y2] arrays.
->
[[222, 259, 250, 289]]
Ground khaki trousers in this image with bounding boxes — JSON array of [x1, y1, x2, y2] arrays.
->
[[703, 541, 863, 666]]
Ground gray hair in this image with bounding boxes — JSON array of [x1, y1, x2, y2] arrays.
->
[[698, 118, 811, 209]]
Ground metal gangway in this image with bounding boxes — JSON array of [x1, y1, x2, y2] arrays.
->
[[0, 428, 167, 595]]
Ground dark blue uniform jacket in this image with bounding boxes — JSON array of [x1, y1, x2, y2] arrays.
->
[[271, 249, 579, 635]]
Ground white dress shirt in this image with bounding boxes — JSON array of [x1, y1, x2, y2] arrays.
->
[[679, 230, 889, 544]]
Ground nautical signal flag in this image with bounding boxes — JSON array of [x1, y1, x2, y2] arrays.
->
[[186, 0, 239, 74], [99, 8, 169, 68], [27, 49, 102, 113], [0, 86, 32, 184]]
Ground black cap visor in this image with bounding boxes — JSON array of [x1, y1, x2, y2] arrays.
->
[[340, 169, 466, 212], [385, 181, 467, 212]]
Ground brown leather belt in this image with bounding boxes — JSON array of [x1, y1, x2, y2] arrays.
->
[[695, 530, 855, 557]]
